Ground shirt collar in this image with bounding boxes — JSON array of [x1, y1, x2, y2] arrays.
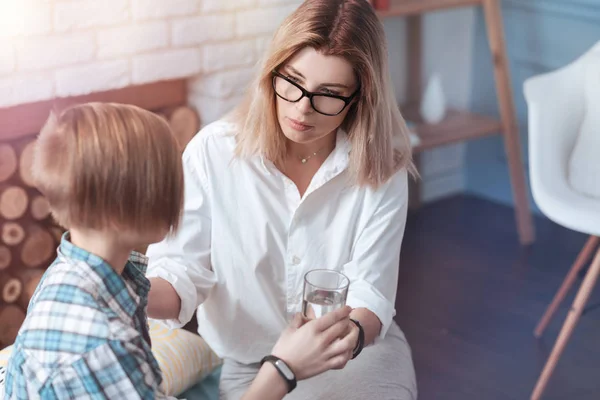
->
[[58, 232, 150, 318]]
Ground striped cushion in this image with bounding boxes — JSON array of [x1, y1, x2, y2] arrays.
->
[[0, 323, 222, 398], [149, 320, 222, 396], [0, 345, 10, 396]]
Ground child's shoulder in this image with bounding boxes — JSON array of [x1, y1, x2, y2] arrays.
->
[[24, 261, 112, 337], [34, 260, 105, 305]]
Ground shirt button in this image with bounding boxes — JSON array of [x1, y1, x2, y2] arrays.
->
[[291, 256, 301, 265]]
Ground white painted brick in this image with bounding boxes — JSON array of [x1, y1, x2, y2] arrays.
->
[[55, 60, 130, 97], [189, 94, 243, 125], [236, 5, 298, 36], [0, 1, 52, 38], [133, 49, 202, 84], [189, 67, 256, 97], [132, 0, 200, 21], [0, 41, 15, 75], [172, 15, 235, 47], [203, 41, 256, 73], [202, 0, 255, 12], [255, 36, 273, 58], [98, 22, 168, 58], [54, 0, 129, 32], [0, 73, 54, 108], [17, 34, 96, 71]]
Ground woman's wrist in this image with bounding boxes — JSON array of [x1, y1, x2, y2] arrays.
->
[[260, 355, 297, 393], [243, 363, 289, 400], [263, 362, 290, 394], [349, 318, 365, 359], [349, 307, 381, 346], [147, 277, 181, 319]]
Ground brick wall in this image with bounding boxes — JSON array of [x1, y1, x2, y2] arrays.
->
[[0, 0, 300, 124], [0, 1, 477, 203]]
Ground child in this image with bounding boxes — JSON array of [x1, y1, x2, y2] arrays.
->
[[3, 102, 354, 400], [4, 103, 184, 399]]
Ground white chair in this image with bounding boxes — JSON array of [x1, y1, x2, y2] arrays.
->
[[524, 41, 600, 400]]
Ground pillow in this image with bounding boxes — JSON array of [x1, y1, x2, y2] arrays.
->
[[0, 345, 12, 393], [0, 345, 11, 367], [0, 323, 223, 398], [149, 320, 223, 397], [568, 54, 600, 198]]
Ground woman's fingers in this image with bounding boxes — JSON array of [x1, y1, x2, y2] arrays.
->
[[324, 329, 357, 359], [312, 305, 351, 332], [322, 318, 351, 344], [289, 312, 305, 329], [327, 352, 351, 370]]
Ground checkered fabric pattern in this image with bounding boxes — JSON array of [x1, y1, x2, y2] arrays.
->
[[3, 233, 169, 399], [0, 365, 6, 396]]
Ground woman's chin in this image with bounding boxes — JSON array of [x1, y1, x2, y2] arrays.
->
[[281, 126, 318, 144]]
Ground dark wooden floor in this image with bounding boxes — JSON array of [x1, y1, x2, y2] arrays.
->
[[395, 195, 600, 400]]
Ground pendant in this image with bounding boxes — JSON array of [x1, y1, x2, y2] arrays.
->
[[301, 159, 307, 164]]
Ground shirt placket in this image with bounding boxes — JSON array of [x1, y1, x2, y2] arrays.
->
[[282, 175, 303, 320]]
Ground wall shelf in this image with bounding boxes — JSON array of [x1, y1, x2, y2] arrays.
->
[[376, 0, 535, 245]]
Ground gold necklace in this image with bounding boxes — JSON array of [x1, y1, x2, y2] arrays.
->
[[297, 147, 325, 164]]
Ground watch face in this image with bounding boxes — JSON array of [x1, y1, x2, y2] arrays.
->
[[275, 360, 295, 380]]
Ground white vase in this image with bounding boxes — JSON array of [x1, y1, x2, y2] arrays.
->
[[420, 73, 446, 124]]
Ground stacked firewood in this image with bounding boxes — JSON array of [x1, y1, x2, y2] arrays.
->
[[0, 105, 199, 349]]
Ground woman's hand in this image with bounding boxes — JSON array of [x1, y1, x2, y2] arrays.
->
[[339, 319, 360, 361], [270, 306, 356, 380]]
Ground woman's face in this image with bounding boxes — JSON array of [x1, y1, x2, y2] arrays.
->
[[274, 47, 359, 146]]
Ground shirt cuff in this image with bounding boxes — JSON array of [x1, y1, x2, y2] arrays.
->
[[345, 280, 396, 342], [146, 259, 199, 330]]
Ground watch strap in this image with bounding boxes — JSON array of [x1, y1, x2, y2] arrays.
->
[[260, 355, 297, 393], [350, 318, 365, 359]]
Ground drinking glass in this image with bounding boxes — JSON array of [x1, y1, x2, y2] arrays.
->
[[302, 269, 350, 319]]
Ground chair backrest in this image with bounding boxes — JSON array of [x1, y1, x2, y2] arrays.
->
[[524, 41, 600, 206]]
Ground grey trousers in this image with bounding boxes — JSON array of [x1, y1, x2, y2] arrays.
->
[[219, 322, 417, 400]]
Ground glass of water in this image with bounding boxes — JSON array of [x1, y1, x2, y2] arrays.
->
[[302, 269, 350, 319]]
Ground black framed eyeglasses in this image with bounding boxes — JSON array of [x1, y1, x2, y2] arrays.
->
[[272, 70, 359, 116]]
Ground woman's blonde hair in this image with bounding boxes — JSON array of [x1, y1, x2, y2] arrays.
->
[[232, 0, 415, 187], [32, 102, 184, 233]]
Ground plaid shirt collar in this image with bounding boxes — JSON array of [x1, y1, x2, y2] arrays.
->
[[57, 232, 151, 319]]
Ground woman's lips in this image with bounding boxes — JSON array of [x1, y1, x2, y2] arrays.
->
[[286, 117, 313, 132]]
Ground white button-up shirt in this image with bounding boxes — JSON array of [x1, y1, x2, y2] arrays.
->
[[146, 121, 408, 364]]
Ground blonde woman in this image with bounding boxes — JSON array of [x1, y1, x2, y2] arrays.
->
[[146, 0, 417, 399]]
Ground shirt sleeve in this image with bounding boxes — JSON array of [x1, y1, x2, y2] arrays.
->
[[343, 169, 409, 340], [146, 145, 217, 329], [41, 339, 173, 400]]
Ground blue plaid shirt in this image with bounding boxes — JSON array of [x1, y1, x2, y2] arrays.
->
[[3, 233, 168, 399]]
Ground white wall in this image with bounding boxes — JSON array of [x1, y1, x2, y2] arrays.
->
[[383, 8, 476, 202], [0, 0, 475, 203], [0, 0, 298, 109]]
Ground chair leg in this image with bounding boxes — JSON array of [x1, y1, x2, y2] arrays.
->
[[534, 236, 600, 338], [531, 247, 600, 400]]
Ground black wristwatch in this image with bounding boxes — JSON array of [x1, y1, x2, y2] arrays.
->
[[260, 355, 297, 393], [350, 318, 365, 359]]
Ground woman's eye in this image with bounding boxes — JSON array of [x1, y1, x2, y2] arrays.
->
[[321, 89, 340, 96], [286, 75, 300, 83]]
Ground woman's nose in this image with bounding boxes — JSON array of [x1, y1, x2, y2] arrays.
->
[[295, 96, 313, 114]]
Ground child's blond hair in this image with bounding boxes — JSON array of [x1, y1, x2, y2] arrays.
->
[[32, 102, 184, 233]]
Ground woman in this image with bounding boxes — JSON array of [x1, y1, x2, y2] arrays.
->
[[146, 0, 417, 399]]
